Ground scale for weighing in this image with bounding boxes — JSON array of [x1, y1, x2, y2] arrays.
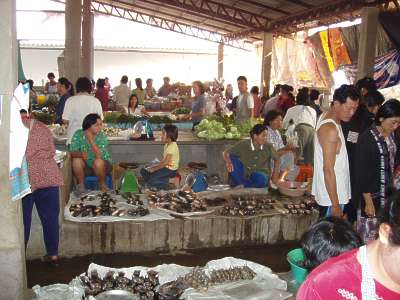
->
[[118, 162, 140, 193], [129, 117, 155, 141]]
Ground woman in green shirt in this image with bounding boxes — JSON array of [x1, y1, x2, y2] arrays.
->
[[70, 113, 112, 194]]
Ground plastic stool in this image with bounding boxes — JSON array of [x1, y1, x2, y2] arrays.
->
[[85, 175, 113, 190]]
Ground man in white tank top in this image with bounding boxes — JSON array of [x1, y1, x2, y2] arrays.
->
[[312, 85, 360, 218]]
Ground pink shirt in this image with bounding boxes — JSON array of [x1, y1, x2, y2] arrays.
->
[[26, 120, 63, 192], [253, 94, 262, 117], [95, 88, 109, 111], [297, 248, 400, 300]]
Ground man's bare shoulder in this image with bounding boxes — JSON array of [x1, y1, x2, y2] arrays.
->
[[318, 122, 338, 142]]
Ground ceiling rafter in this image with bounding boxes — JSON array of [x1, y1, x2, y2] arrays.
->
[[236, 0, 289, 15], [226, 0, 393, 40], [283, 0, 314, 9], [138, 0, 270, 29], [89, 1, 253, 50]]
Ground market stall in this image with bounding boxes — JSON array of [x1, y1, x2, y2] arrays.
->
[[33, 257, 293, 300]]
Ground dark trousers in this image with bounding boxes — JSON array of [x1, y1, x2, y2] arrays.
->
[[140, 167, 176, 189], [295, 123, 315, 165], [229, 155, 269, 188], [22, 187, 60, 256]]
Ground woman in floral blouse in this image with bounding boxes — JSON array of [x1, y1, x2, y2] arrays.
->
[[69, 113, 112, 195], [22, 111, 63, 266]]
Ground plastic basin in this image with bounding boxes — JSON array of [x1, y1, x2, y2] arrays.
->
[[287, 248, 309, 284]]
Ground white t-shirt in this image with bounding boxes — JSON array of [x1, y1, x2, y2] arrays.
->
[[283, 105, 317, 129], [113, 84, 131, 107], [237, 92, 254, 109], [62, 93, 103, 144]]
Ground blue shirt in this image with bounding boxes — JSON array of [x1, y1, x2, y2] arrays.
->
[[191, 94, 206, 123], [55, 94, 70, 124]]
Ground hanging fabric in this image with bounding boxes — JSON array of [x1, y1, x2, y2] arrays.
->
[[328, 28, 352, 69]]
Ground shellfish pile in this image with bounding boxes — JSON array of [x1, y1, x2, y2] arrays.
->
[[147, 190, 207, 213], [283, 199, 318, 215], [158, 265, 257, 295], [103, 126, 122, 137], [80, 269, 159, 300], [220, 196, 275, 217], [69, 192, 149, 218]]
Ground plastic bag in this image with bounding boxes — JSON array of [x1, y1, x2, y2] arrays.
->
[[33, 282, 84, 300]]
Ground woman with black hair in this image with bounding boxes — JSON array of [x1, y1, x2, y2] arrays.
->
[[298, 191, 400, 299], [223, 124, 280, 188], [55, 77, 74, 124], [44, 72, 57, 94], [95, 78, 109, 111], [355, 99, 400, 220], [127, 94, 149, 117], [21, 110, 63, 266], [264, 110, 298, 180], [132, 78, 146, 105], [69, 113, 112, 195], [140, 124, 180, 190], [301, 217, 362, 270], [283, 90, 316, 165]]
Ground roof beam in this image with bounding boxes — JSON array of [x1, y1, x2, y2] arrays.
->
[[226, 0, 392, 38], [283, 0, 314, 9], [88, 1, 251, 50], [139, 0, 270, 30], [236, 0, 289, 15]]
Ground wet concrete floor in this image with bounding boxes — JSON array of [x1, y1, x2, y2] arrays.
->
[[27, 242, 298, 288]]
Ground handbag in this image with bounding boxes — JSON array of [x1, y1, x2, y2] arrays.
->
[[356, 214, 379, 244]]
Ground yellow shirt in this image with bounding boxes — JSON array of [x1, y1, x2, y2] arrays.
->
[[163, 142, 179, 170], [132, 88, 146, 105]]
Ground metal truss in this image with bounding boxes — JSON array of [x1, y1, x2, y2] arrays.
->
[[51, 0, 252, 50], [141, 0, 270, 30], [226, 0, 396, 40]]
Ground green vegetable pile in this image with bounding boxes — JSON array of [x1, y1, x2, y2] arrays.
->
[[103, 112, 174, 126], [195, 116, 262, 140], [172, 107, 190, 115]]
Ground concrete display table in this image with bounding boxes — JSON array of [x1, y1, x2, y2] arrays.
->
[[26, 154, 317, 259], [55, 130, 236, 180], [26, 140, 318, 259]]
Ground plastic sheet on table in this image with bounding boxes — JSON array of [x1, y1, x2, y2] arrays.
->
[[183, 281, 292, 300], [64, 191, 174, 222], [35, 257, 290, 300], [33, 281, 84, 300]]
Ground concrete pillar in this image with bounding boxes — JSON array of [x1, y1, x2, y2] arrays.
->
[[81, 0, 94, 79], [356, 7, 379, 80], [0, 0, 27, 299], [261, 32, 273, 97], [217, 43, 224, 80], [65, 0, 82, 86]]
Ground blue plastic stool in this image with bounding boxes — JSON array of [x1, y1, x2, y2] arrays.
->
[[84, 175, 113, 190]]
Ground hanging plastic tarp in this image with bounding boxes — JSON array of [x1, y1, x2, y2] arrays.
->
[[379, 11, 400, 50], [340, 49, 400, 89], [328, 28, 352, 69], [340, 22, 394, 63], [17, 40, 26, 82], [271, 35, 328, 91], [306, 34, 334, 89], [9, 83, 31, 200]]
